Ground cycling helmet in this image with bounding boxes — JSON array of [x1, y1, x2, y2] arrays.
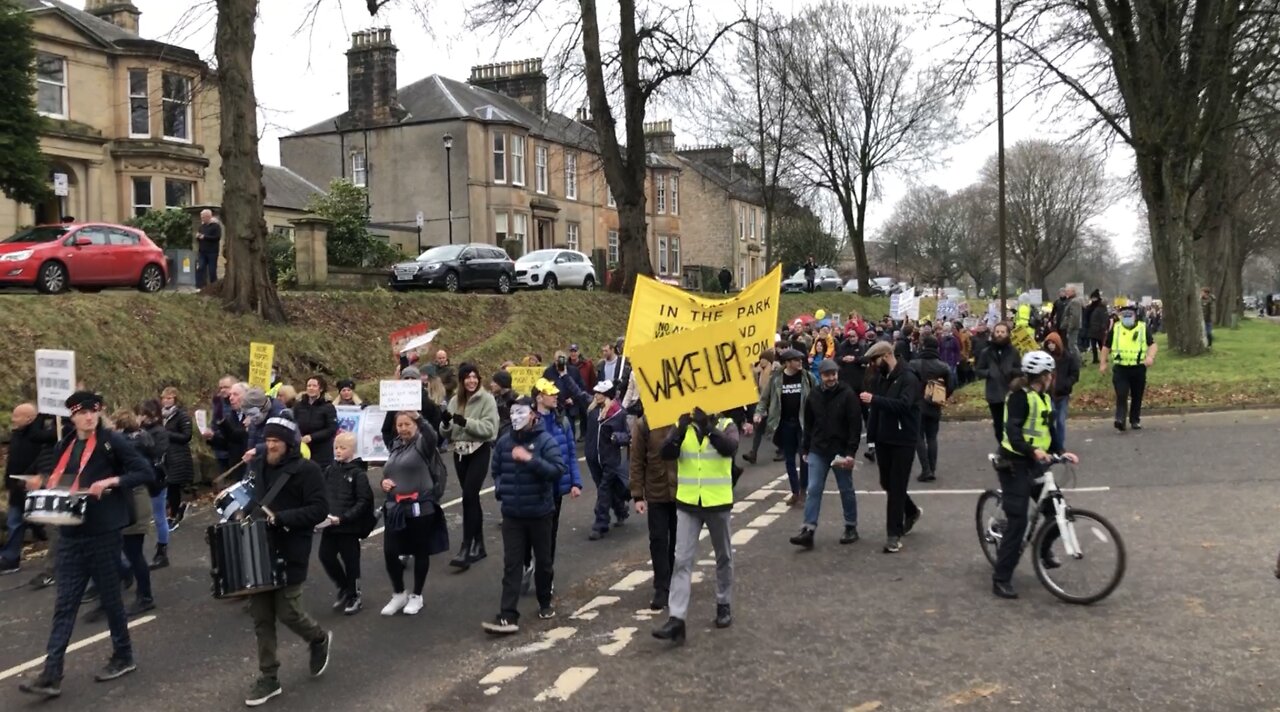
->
[[1021, 350, 1055, 375]]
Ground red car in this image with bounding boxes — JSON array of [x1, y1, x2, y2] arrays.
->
[[0, 223, 169, 294]]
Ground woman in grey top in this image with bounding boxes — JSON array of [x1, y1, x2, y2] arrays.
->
[[441, 364, 499, 571], [379, 412, 445, 616]]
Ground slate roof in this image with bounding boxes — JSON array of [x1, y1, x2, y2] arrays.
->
[[20, 0, 203, 65], [677, 150, 764, 205], [262, 166, 326, 212]]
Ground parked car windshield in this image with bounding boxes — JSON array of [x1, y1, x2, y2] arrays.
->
[[3, 226, 68, 244], [415, 244, 464, 262], [518, 250, 560, 263]]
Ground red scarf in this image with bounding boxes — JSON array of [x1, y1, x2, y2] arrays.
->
[[47, 431, 97, 492]]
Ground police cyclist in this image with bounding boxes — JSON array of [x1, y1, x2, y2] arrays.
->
[[991, 351, 1079, 600]]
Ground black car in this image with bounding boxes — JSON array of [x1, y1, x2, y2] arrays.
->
[[389, 243, 516, 294]]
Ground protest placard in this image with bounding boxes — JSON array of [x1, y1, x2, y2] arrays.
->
[[335, 405, 361, 436], [194, 409, 209, 434], [389, 322, 431, 360], [1011, 326, 1038, 355], [248, 343, 274, 390], [889, 294, 901, 319], [379, 380, 422, 411], [507, 366, 544, 397], [629, 319, 759, 429], [1028, 289, 1043, 306], [359, 407, 389, 461], [963, 317, 979, 330], [35, 349, 75, 417], [1141, 296, 1153, 307]]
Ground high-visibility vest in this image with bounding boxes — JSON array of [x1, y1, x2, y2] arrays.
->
[[676, 418, 734, 508], [1015, 304, 1031, 328], [266, 382, 282, 398], [1002, 389, 1052, 455], [1110, 321, 1148, 367]]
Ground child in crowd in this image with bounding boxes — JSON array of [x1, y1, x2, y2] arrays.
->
[[318, 432, 374, 615]]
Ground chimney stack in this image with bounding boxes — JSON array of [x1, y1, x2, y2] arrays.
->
[[84, 0, 140, 34], [469, 59, 548, 116], [643, 119, 676, 154], [346, 28, 403, 127]]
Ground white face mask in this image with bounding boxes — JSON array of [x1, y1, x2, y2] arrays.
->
[[510, 405, 533, 432]]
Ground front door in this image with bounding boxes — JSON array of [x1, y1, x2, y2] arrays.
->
[[536, 219, 553, 250]]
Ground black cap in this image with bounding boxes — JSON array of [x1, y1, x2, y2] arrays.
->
[[65, 390, 103, 414]]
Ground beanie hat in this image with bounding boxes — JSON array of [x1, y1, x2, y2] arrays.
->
[[458, 362, 479, 385], [263, 416, 298, 444], [400, 366, 421, 380], [491, 370, 513, 390], [244, 387, 268, 409], [336, 378, 356, 391]]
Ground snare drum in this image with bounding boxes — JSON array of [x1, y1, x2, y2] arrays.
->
[[24, 489, 88, 526], [207, 518, 285, 599], [214, 480, 255, 523]]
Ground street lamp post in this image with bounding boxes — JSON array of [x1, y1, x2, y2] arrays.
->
[[442, 133, 454, 245]]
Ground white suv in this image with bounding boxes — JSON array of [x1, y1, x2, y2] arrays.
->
[[515, 249, 598, 290]]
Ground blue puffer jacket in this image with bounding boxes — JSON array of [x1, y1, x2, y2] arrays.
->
[[491, 422, 566, 519], [541, 411, 583, 496]]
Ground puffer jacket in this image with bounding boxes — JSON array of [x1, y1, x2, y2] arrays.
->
[[322, 458, 373, 535], [909, 347, 953, 421], [162, 406, 196, 485], [491, 422, 565, 519], [541, 411, 583, 496], [629, 418, 677, 503]]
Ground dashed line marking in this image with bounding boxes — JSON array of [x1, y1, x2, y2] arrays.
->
[[697, 558, 715, 566], [534, 666, 598, 702], [748, 514, 779, 528], [745, 490, 773, 501], [512, 627, 577, 655], [732, 501, 756, 513], [691, 570, 705, 584], [609, 570, 653, 592], [597, 627, 638, 656], [731, 528, 758, 546], [571, 595, 620, 620], [767, 502, 790, 514], [0, 615, 157, 682], [479, 666, 527, 685], [633, 608, 659, 621]]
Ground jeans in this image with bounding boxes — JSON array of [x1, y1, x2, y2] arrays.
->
[[993, 459, 1058, 583], [122, 533, 152, 601], [500, 515, 553, 620], [195, 248, 219, 288], [1051, 396, 1070, 452], [150, 490, 169, 546], [668, 509, 732, 622], [915, 414, 940, 477], [777, 419, 806, 495], [644, 501, 678, 599], [1, 500, 25, 564], [988, 402, 1005, 445], [248, 584, 325, 678], [588, 458, 630, 533], [454, 444, 492, 548], [877, 444, 919, 537], [1113, 366, 1147, 425], [1204, 320, 1213, 347], [802, 451, 857, 529]]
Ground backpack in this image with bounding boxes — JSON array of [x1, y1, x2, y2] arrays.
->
[[413, 435, 449, 502], [923, 378, 949, 406], [351, 469, 378, 539]]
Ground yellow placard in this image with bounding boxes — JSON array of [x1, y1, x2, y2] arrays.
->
[[507, 366, 544, 397], [629, 319, 760, 429], [248, 342, 275, 390], [625, 265, 781, 364], [1114, 296, 1129, 307], [1010, 326, 1038, 356]]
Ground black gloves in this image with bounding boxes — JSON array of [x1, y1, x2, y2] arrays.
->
[[677, 413, 693, 430], [451, 413, 467, 427], [692, 407, 709, 431]]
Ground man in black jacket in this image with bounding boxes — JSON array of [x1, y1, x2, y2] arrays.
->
[[243, 417, 332, 707], [909, 337, 953, 483], [861, 342, 924, 554], [2, 403, 57, 574], [789, 359, 863, 549], [975, 323, 1021, 446], [18, 391, 154, 699]]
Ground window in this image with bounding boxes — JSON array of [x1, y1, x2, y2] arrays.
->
[[513, 213, 528, 252], [495, 212, 509, 242], [129, 69, 149, 136], [493, 133, 506, 184], [36, 53, 67, 118], [534, 145, 548, 194], [106, 229, 140, 246], [607, 229, 619, 264], [739, 264, 746, 288], [566, 223, 580, 252], [162, 73, 192, 141], [656, 174, 666, 214], [670, 176, 679, 215], [272, 225, 295, 241], [670, 236, 680, 274], [165, 178, 194, 207], [749, 207, 756, 239], [658, 236, 668, 275], [131, 177, 152, 218], [739, 205, 746, 240], [73, 228, 109, 246], [351, 151, 367, 187], [565, 151, 578, 200], [510, 135, 525, 187], [606, 187, 616, 208]]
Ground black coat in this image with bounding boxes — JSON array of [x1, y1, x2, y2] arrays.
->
[[211, 410, 248, 467], [867, 361, 923, 447], [1052, 351, 1082, 398], [894, 336, 913, 364], [835, 339, 868, 392], [1087, 300, 1109, 340], [975, 341, 1020, 405], [802, 381, 862, 458], [5, 415, 56, 499], [909, 348, 953, 421], [293, 395, 338, 465], [321, 458, 373, 535], [162, 407, 196, 486], [256, 451, 328, 585], [45, 427, 154, 537]]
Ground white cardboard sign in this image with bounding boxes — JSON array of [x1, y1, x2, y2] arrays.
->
[[379, 380, 422, 412], [35, 349, 76, 417]]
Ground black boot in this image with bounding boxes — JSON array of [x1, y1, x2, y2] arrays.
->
[[652, 617, 686, 644], [449, 541, 471, 570], [149, 543, 169, 570], [714, 603, 732, 629], [466, 539, 487, 564]]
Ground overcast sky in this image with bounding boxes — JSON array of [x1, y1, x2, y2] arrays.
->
[[108, 0, 1142, 258]]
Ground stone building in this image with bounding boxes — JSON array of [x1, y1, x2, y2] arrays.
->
[[674, 146, 767, 290], [261, 166, 326, 240], [1, 0, 221, 233], [279, 29, 682, 272]]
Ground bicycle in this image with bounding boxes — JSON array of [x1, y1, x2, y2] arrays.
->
[[976, 454, 1126, 604]]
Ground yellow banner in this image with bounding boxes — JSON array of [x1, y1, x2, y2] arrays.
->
[[629, 319, 760, 429], [1010, 326, 1038, 356], [507, 366, 544, 398], [625, 265, 782, 363], [248, 342, 275, 390]]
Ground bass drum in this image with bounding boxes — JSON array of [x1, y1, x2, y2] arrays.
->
[[207, 518, 285, 599]]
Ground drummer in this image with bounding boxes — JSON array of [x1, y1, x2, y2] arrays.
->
[[18, 391, 154, 699]]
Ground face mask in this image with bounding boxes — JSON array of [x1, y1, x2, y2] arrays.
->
[[1121, 316, 1136, 328], [510, 406, 533, 432]]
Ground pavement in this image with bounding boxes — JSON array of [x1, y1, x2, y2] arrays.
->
[[1, 410, 1279, 711]]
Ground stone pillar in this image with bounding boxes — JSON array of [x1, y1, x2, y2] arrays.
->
[[290, 216, 331, 287]]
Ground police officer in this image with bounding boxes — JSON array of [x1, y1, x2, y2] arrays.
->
[[1099, 304, 1157, 431]]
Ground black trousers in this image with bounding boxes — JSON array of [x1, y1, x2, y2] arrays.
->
[[385, 515, 434, 595], [646, 501, 678, 597], [524, 494, 564, 576], [501, 515, 553, 620], [993, 458, 1057, 583], [44, 532, 132, 679], [454, 443, 492, 548], [122, 533, 152, 601], [319, 531, 362, 594], [988, 402, 1004, 445], [1113, 365, 1147, 425], [876, 444, 920, 538], [915, 414, 940, 477], [166, 483, 184, 519]]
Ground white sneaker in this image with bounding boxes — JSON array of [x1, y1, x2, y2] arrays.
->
[[381, 592, 409, 616], [403, 594, 424, 616]]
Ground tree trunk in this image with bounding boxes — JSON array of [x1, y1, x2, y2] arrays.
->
[[214, 0, 285, 323], [853, 175, 870, 295], [1139, 154, 1205, 355], [615, 201, 651, 293]]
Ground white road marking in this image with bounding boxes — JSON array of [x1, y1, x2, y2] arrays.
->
[[0, 615, 157, 681], [571, 596, 621, 620], [369, 485, 496, 538], [732, 501, 756, 513], [597, 627, 637, 656], [534, 667, 598, 702], [633, 608, 659, 621], [747, 514, 779, 528], [811, 487, 1112, 496], [484, 687, 502, 696], [697, 558, 715, 566], [731, 528, 759, 546], [691, 571, 705, 584], [479, 666, 527, 685], [745, 490, 773, 501], [513, 627, 577, 655], [609, 570, 653, 592], [767, 502, 790, 514]]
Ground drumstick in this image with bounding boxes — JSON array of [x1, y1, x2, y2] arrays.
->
[[212, 460, 246, 486]]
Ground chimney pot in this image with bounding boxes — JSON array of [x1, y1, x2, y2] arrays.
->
[[468, 57, 548, 116]]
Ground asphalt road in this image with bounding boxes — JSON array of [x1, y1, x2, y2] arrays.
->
[[1, 409, 1278, 711]]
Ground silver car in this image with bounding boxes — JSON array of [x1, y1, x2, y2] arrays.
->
[[783, 267, 842, 292], [515, 249, 598, 290]]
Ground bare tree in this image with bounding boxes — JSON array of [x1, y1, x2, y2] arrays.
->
[[782, 1, 961, 296], [982, 140, 1107, 294], [471, 0, 742, 293], [950, 183, 1000, 294], [880, 185, 964, 289]]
